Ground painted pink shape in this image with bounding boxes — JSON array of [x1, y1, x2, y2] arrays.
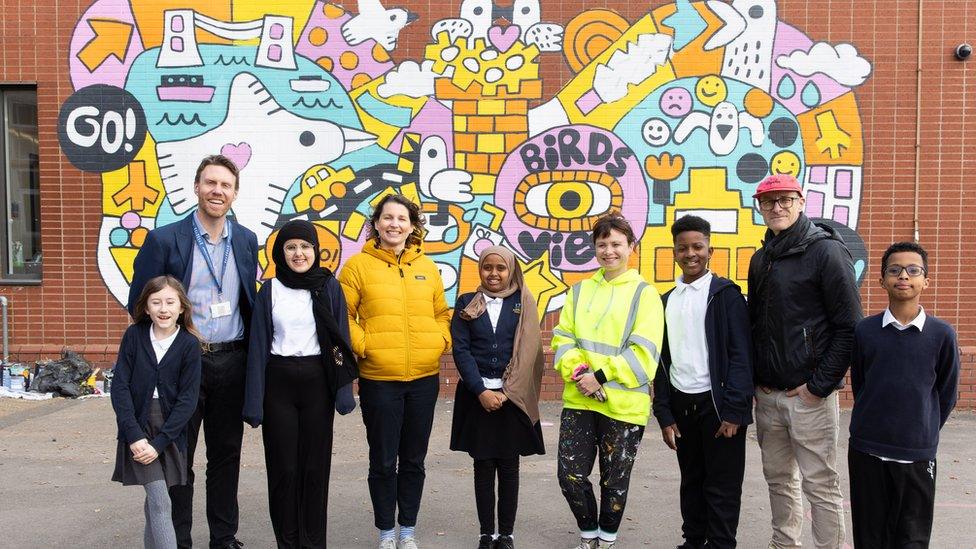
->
[[220, 143, 252, 170], [389, 100, 455, 164], [575, 90, 602, 115], [771, 22, 851, 115], [834, 169, 853, 198], [269, 23, 284, 40], [294, 1, 395, 90], [68, 0, 146, 91], [473, 239, 495, 256], [805, 190, 825, 218], [487, 25, 521, 53], [268, 44, 282, 62], [808, 165, 828, 184]]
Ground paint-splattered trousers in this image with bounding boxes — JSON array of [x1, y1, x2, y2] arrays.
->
[[557, 408, 645, 534]]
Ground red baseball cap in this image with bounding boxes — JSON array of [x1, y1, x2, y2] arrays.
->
[[752, 174, 803, 198]]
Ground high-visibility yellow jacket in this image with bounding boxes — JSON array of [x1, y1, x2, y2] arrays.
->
[[338, 241, 452, 381], [551, 268, 664, 426]]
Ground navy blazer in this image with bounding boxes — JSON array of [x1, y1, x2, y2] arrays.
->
[[450, 291, 521, 395], [126, 214, 259, 329], [653, 275, 755, 427], [110, 322, 202, 454], [243, 277, 355, 427]]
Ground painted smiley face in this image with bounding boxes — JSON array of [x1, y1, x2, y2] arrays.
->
[[695, 75, 728, 107], [770, 150, 801, 177], [642, 118, 672, 146], [659, 87, 693, 118]]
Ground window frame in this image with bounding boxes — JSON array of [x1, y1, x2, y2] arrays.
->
[[0, 84, 41, 285]]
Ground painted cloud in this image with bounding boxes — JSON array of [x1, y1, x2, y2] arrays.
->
[[775, 42, 871, 87]]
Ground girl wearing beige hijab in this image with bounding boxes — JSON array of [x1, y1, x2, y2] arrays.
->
[[449, 246, 546, 549]]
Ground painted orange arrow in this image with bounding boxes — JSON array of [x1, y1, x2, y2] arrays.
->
[[78, 19, 133, 72], [112, 162, 160, 212]]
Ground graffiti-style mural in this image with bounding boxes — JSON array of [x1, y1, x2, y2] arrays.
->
[[58, 0, 872, 311]]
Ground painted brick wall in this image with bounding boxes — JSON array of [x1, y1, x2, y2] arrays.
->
[[0, 1, 973, 409]]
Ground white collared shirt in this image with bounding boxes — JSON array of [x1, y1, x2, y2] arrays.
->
[[270, 279, 321, 357], [665, 271, 713, 394], [149, 326, 180, 399], [882, 306, 926, 332], [485, 296, 504, 332]]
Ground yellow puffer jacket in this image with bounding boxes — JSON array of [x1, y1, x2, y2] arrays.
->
[[338, 241, 452, 381]]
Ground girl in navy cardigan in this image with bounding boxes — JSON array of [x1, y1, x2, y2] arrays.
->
[[450, 246, 545, 549], [111, 275, 202, 549]]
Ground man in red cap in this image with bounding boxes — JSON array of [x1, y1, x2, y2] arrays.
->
[[747, 174, 862, 549]]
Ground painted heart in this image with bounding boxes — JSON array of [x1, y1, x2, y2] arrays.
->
[[220, 142, 252, 170], [488, 25, 521, 53]]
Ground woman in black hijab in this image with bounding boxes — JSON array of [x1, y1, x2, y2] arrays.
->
[[244, 219, 358, 548]]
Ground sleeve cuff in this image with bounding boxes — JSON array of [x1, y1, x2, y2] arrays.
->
[[594, 370, 608, 385]]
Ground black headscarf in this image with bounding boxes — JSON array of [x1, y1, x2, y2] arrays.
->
[[271, 220, 357, 393]]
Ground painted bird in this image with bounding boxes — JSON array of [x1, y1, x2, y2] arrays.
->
[[341, 0, 419, 51]]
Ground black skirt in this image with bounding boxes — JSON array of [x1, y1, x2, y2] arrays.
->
[[449, 382, 545, 460], [111, 399, 188, 487]]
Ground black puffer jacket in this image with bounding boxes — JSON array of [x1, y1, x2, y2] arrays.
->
[[748, 214, 863, 397]]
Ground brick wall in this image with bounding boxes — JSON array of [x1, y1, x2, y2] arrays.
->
[[1, 1, 974, 408]]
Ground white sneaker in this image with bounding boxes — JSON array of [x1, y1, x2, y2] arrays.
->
[[597, 539, 616, 548], [398, 537, 419, 549], [574, 538, 599, 549], [378, 538, 397, 549]]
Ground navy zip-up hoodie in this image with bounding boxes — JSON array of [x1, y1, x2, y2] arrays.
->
[[653, 275, 755, 427]]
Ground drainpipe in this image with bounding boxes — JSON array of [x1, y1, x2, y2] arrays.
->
[[0, 296, 8, 363], [912, 0, 923, 243]]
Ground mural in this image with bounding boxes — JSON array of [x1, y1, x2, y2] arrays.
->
[[58, 0, 872, 313]]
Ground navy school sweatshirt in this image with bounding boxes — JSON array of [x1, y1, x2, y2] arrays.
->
[[848, 311, 960, 462]]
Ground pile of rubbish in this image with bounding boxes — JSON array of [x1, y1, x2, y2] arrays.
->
[[1, 349, 107, 399]]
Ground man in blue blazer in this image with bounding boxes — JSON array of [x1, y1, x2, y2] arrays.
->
[[127, 154, 259, 549]]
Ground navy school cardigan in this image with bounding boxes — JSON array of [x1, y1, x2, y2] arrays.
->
[[110, 322, 202, 454]]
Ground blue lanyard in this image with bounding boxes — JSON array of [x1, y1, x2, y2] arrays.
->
[[191, 221, 232, 297]]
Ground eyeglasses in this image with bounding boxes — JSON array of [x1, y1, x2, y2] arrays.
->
[[883, 264, 926, 278], [757, 196, 800, 211]]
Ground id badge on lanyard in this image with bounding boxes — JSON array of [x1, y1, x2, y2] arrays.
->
[[193, 222, 233, 319]]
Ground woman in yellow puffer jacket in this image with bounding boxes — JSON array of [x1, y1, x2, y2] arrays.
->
[[338, 193, 451, 549]]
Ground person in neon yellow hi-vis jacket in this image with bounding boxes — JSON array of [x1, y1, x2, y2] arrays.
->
[[552, 213, 665, 549]]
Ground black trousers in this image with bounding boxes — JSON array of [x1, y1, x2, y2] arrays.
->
[[557, 408, 644, 535], [171, 346, 246, 548], [849, 449, 936, 549], [263, 355, 335, 548], [359, 374, 439, 530], [670, 388, 746, 549], [473, 457, 520, 536]]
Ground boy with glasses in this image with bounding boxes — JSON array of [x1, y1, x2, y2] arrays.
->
[[848, 242, 959, 548]]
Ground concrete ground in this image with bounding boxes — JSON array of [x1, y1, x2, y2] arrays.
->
[[0, 397, 974, 548]]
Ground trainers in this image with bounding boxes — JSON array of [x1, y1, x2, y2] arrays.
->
[[378, 538, 397, 549], [574, 538, 599, 549], [478, 535, 494, 549], [494, 535, 515, 549], [597, 539, 615, 549], [399, 537, 419, 549]]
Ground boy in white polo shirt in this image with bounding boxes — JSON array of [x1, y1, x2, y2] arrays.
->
[[653, 215, 755, 549]]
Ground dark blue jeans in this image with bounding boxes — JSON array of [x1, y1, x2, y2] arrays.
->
[[359, 374, 439, 530], [170, 347, 246, 549]]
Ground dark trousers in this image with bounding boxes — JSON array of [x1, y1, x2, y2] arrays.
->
[[359, 374, 439, 530], [171, 347, 246, 549], [557, 408, 644, 535], [849, 449, 936, 549], [263, 355, 335, 549], [670, 388, 746, 549], [473, 457, 520, 536]]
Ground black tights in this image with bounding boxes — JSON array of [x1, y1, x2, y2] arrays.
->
[[473, 457, 520, 536]]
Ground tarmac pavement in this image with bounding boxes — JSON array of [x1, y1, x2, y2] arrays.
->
[[1, 396, 974, 548]]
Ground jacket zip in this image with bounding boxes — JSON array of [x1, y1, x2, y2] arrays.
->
[[705, 293, 721, 420], [397, 254, 409, 379]]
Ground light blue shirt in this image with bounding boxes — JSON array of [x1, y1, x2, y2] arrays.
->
[[188, 213, 243, 343]]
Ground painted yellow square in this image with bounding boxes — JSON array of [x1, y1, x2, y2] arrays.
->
[[453, 115, 467, 132], [478, 134, 505, 153], [471, 174, 497, 194]]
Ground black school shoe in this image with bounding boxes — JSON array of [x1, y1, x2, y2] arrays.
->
[[478, 535, 494, 549], [494, 535, 515, 549]]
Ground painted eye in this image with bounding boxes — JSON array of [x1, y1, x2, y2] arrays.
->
[[473, 6, 483, 15], [300, 131, 315, 146], [514, 172, 623, 232], [521, 6, 531, 14], [390, 14, 397, 21]]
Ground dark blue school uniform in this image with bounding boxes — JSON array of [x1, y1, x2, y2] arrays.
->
[[449, 291, 545, 459]]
